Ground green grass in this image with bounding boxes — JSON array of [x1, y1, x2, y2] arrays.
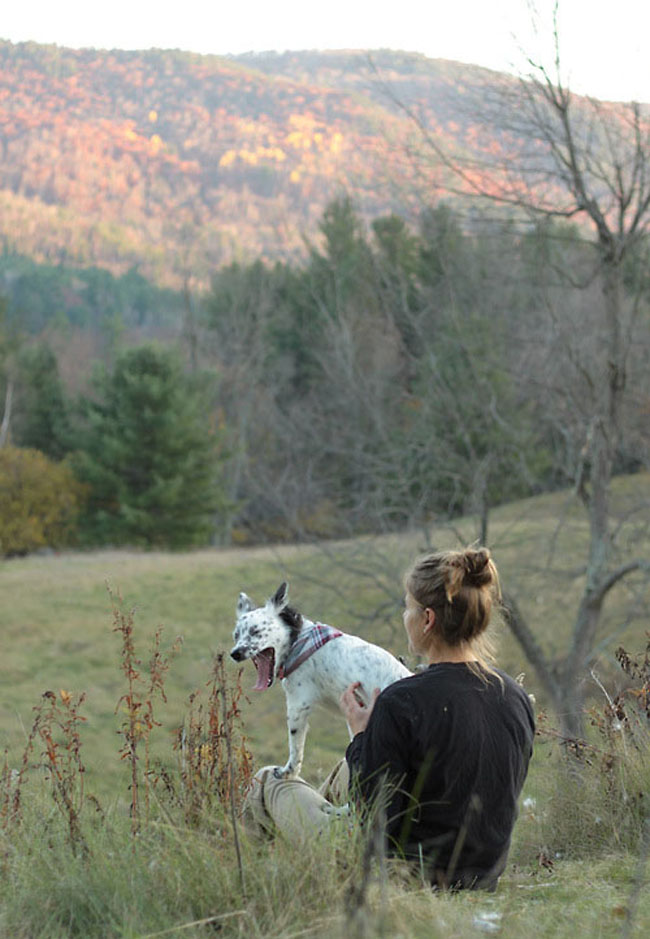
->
[[0, 475, 649, 936]]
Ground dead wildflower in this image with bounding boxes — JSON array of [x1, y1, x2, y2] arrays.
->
[[112, 593, 142, 835], [142, 625, 183, 820], [8, 705, 42, 830], [110, 585, 182, 835], [36, 689, 89, 856], [535, 709, 595, 765], [169, 654, 252, 827], [0, 750, 10, 831], [536, 850, 554, 872], [537, 639, 649, 781], [615, 634, 650, 721]]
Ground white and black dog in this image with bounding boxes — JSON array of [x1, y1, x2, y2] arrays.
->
[[230, 582, 411, 779]]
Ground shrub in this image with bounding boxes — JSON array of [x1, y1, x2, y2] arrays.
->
[[0, 446, 83, 557]]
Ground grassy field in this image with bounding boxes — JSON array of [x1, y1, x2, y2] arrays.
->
[[0, 475, 649, 936]]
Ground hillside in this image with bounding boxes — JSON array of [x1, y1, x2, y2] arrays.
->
[[0, 41, 536, 287], [0, 477, 648, 935], [1, 473, 647, 792]]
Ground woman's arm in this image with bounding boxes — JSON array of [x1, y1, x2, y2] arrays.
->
[[344, 686, 414, 842], [339, 681, 380, 735]]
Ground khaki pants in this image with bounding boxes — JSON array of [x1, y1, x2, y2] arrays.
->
[[242, 759, 350, 842]]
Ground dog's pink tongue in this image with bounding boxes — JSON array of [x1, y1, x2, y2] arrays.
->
[[252, 651, 273, 691]]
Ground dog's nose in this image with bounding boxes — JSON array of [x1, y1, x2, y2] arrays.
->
[[230, 647, 246, 662]]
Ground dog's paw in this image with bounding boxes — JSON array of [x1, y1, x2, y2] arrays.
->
[[273, 764, 298, 780], [322, 802, 350, 817]]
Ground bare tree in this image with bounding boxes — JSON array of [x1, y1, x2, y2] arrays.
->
[[388, 3, 650, 734]]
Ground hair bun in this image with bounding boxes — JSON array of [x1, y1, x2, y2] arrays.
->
[[463, 548, 493, 587], [444, 548, 494, 601]]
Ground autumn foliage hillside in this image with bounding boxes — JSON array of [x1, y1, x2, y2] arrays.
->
[[0, 41, 519, 286]]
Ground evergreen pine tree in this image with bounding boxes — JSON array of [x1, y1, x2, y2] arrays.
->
[[75, 344, 226, 548], [14, 343, 72, 460]]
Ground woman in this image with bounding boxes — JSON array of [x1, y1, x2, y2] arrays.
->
[[243, 548, 534, 891], [341, 547, 535, 890]]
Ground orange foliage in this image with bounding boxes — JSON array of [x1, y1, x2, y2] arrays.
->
[[0, 41, 612, 287]]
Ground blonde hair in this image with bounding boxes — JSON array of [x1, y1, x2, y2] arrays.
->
[[404, 547, 502, 682]]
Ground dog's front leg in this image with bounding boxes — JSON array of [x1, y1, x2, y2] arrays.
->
[[275, 700, 311, 779]]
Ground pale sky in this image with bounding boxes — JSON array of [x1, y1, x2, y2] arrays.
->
[[2, 0, 649, 103]]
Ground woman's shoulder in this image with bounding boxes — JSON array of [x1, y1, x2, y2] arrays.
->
[[388, 662, 531, 704], [378, 664, 451, 706], [379, 662, 531, 700]]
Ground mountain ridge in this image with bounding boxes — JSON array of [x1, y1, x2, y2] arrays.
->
[[0, 40, 627, 287]]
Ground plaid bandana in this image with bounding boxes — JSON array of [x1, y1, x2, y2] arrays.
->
[[278, 623, 343, 679]]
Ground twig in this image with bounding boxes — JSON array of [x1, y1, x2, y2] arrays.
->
[[219, 656, 246, 897], [280, 918, 341, 939], [516, 883, 560, 889], [590, 669, 628, 762], [137, 909, 250, 938]]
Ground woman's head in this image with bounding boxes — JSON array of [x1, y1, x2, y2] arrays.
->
[[404, 547, 500, 659]]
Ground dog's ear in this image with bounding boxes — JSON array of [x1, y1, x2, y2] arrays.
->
[[237, 592, 255, 615], [271, 581, 289, 610]]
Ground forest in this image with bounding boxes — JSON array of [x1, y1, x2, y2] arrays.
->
[[1, 195, 648, 553]]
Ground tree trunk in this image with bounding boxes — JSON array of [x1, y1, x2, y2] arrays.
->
[[0, 378, 13, 447], [501, 591, 563, 707]]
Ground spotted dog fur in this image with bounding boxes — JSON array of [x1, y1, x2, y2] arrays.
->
[[230, 582, 412, 779]]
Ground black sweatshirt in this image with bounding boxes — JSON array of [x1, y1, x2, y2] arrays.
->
[[345, 663, 535, 890]]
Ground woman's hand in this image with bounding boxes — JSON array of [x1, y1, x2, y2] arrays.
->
[[339, 681, 380, 736]]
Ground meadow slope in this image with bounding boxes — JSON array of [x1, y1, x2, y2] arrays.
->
[[0, 477, 648, 937], [1, 475, 648, 791]]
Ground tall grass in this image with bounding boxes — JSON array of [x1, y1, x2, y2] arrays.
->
[[2, 786, 649, 939]]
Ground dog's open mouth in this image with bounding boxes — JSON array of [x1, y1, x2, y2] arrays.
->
[[252, 648, 276, 691]]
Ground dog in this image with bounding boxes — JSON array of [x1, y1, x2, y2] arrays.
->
[[230, 581, 412, 779]]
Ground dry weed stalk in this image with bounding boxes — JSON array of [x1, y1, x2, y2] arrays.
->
[[173, 654, 253, 829], [0, 749, 14, 870], [142, 625, 183, 819], [6, 705, 43, 830], [36, 689, 88, 855], [1, 689, 89, 857], [1, 725, 37, 872], [615, 634, 650, 722], [110, 586, 182, 834], [536, 636, 650, 774], [534, 636, 650, 872], [585, 636, 650, 787], [0, 750, 11, 832]]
